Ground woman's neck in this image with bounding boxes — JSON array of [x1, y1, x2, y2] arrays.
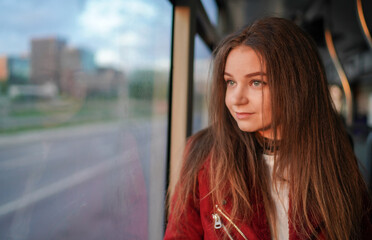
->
[[255, 132, 280, 155]]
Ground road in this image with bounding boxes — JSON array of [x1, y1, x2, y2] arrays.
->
[[0, 118, 168, 240]]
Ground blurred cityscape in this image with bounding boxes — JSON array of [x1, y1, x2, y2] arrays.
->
[[0, 36, 123, 99], [0, 36, 169, 133]]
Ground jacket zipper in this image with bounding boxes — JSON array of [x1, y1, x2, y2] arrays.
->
[[213, 205, 249, 240], [212, 213, 234, 240]]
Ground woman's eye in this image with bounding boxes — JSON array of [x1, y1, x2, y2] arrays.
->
[[251, 80, 266, 87], [252, 81, 262, 87], [226, 80, 235, 86]]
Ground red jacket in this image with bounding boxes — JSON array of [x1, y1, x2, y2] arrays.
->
[[164, 160, 372, 239]]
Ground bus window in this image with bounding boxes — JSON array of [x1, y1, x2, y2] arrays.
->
[[193, 34, 212, 134], [0, 0, 172, 239]]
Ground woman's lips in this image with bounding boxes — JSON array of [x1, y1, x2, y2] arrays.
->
[[235, 112, 254, 119]]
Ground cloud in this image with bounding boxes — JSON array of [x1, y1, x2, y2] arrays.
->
[[78, 0, 124, 35], [95, 49, 121, 67], [78, 0, 157, 36], [113, 32, 145, 47], [78, 0, 172, 70], [123, 1, 157, 18]]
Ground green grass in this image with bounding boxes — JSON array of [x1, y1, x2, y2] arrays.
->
[[0, 97, 166, 135], [0, 118, 118, 135]]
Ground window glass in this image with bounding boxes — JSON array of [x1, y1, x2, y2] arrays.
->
[[201, 0, 218, 26], [192, 35, 212, 134], [0, 0, 172, 239]]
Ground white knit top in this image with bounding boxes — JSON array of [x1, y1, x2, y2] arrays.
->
[[263, 154, 289, 240]]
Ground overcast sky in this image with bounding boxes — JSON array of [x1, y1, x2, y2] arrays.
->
[[0, 0, 216, 73], [0, 0, 174, 71]]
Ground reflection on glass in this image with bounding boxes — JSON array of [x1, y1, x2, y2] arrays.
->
[[193, 35, 212, 134], [0, 0, 171, 239]]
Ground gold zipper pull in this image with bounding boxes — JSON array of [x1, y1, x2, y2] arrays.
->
[[212, 213, 222, 229], [215, 205, 248, 240]]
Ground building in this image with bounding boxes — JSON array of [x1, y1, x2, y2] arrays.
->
[[30, 37, 66, 87], [76, 67, 124, 98], [0, 56, 7, 82], [0, 55, 30, 84], [60, 47, 96, 95]]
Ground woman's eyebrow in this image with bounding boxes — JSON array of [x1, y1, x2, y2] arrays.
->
[[224, 72, 267, 77]]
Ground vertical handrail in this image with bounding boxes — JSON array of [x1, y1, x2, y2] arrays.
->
[[324, 28, 353, 126], [356, 0, 372, 49]]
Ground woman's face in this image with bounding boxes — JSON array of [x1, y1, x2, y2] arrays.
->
[[224, 45, 274, 139]]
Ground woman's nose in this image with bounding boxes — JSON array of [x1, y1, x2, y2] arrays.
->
[[231, 87, 249, 105]]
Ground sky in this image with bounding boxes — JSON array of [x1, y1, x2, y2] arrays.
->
[[0, 0, 174, 72]]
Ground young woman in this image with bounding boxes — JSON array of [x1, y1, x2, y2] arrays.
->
[[164, 17, 371, 240]]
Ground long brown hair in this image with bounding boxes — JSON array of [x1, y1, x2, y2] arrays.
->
[[169, 17, 370, 239]]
